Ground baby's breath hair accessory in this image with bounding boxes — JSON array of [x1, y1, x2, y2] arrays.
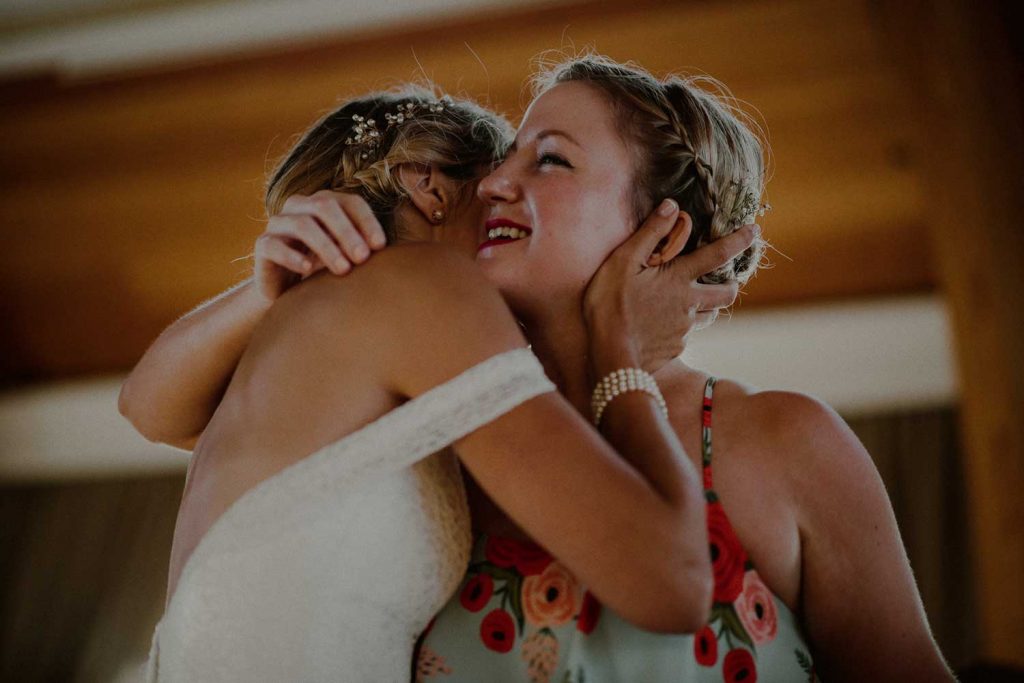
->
[[345, 96, 452, 161], [723, 180, 771, 227], [345, 114, 381, 160], [590, 367, 669, 427]]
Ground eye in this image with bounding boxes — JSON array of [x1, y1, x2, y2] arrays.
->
[[537, 152, 573, 168]]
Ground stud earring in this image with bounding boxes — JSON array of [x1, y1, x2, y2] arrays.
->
[[431, 209, 445, 223]]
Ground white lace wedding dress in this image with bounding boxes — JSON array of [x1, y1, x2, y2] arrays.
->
[[143, 348, 553, 682]]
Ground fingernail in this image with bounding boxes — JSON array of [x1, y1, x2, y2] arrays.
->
[[658, 198, 678, 217], [334, 258, 350, 272], [354, 245, 369, 260]]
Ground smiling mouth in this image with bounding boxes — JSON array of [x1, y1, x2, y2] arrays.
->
[[478, 223, 533, 251], [487, 226, 531, 241]]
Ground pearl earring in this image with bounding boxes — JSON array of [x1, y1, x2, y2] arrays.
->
[[431, 209, 445, 223]]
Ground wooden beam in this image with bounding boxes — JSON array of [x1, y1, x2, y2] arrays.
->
[[875, 0, 1024, 666]]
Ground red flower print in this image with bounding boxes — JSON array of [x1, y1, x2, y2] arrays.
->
[[515, 543, 554, 576], [576, 591, 602, 634], [694, 625, 718, 666], [723, 648, 757, 682], [485, 536, 520, 568], [707, 501, 747, 603], [460, 574, 494, 613], [735, 571, 778, 645], [480, 608, 516, 653], [485, 535, 552, 576]]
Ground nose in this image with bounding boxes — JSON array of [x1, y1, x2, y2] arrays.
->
[[477, 159, 519, 206]]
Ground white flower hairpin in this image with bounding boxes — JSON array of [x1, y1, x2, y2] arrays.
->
[[724, 181, 771, 226], [345, 97, 451, 160]]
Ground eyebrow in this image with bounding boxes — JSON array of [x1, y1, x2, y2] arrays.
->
[[507, 129, 583, 154], [536, 129, 582, 147]]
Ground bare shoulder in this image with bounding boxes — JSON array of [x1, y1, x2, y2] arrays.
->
[[284, 242, 493, 310], [272, 243, 505, 338], [273, 243, 526, 398], [714, 379, 868, 460], [710, 379, 880, 515]]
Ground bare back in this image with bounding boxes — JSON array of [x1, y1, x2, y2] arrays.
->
[[165, 242, 515, 604]]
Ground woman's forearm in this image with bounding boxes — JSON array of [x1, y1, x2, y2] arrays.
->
[[119, 278, 273, 449], [587, 329, 697, 506], [587, 330, 712, 628]]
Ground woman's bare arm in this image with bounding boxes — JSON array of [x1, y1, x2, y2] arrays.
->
[[301, 241, 708, 634], [119, 280, 273, 449], [118, 191, 386, 448], [773, 392, 954, 681]]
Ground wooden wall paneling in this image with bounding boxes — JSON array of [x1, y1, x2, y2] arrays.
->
[[876, 0, 1024, 667], [0, 476, 183, 682], [0, 0, 936, 381]]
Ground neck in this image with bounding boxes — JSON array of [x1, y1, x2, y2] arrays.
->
[[517, 296, 594, 415]]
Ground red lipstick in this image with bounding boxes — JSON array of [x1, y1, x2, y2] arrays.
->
[[478, 218, 534, 252]]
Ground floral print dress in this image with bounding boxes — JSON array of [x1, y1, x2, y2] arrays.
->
[[416, 377, 819, 682]]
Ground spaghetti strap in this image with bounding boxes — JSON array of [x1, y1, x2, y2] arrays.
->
[[701, 376, 717, 491]]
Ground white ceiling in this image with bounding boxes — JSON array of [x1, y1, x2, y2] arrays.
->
[[0, 0, 571, 78]]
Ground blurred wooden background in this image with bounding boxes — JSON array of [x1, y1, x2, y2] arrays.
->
[[1, 0, 1022, 679], [0, 0, 933, 382]]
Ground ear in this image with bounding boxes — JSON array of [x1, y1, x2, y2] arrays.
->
[[397, 163, 448, 222], [648, 210, 693, 266]]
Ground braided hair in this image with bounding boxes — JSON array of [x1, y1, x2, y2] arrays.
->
[[266, 85, 513, 244], [532, 55, 769, 285]]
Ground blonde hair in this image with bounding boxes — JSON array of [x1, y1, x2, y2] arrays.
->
[[266, 85, 513, 243], [532, 54, 769, 285]]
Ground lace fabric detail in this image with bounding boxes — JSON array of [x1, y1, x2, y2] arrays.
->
[[146, 347, 554, 682]]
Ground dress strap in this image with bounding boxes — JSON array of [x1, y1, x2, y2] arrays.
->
[[701, 376, 717, 491], [329, 346, 557, 478]]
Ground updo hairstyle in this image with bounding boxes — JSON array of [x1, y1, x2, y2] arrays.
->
[[266, 85, 514, 244]]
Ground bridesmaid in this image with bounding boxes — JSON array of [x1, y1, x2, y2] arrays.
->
[[418, 54, 953, 682]]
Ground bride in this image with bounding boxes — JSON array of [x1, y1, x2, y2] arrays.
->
[[128, 86, 753, 681]]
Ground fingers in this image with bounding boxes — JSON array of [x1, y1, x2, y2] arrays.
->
[[648, 211, 693, 267], [308, 191, 387, 259], [625, 198, 681, 266], [696, 281, 740, 311], [278, 191, 387, 269], [680, 223, 758, 279], [335, 193, 387, 251], [310, 195, 372, 265], [255, 232, 317, 276], [269, 214, 351, 275], [694, 309, 720, 330]]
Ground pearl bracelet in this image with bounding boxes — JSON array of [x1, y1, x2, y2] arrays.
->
[[590, 367, 669, 427]]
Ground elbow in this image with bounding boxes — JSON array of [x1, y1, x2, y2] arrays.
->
[[118, 377, 187, 447], [595, 497, 713, 634], [648, 563, 713, 634], [641, 501, 713, 633], [117, 377, 144, 430], [672, 562, 713, 633], [118, 378, 159, 442]]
